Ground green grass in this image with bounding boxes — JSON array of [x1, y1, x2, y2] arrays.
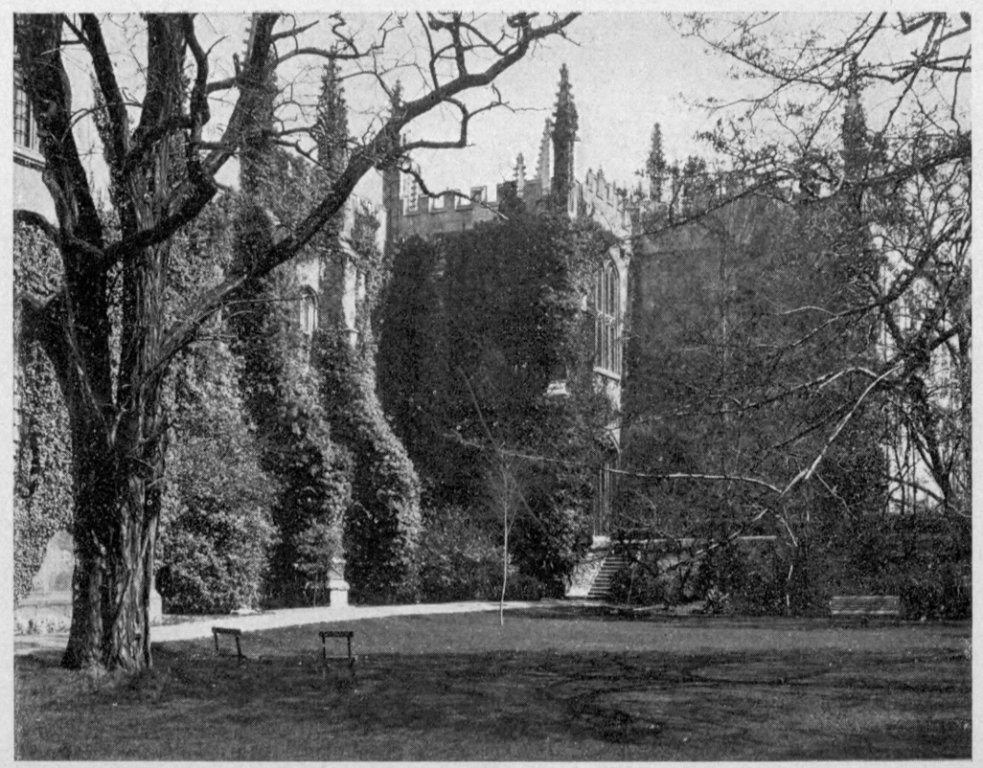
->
[[16, 606, 971, 760]]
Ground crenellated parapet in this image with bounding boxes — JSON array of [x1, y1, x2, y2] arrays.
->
[[388, 179, 524, 239], [574, 168, 636, 238]]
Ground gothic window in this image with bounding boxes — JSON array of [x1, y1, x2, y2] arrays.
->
[[594, 261, 621, 376], [14, 75, 38, 151], [298, 287, 318, 336], [593, 463, 618, 536]]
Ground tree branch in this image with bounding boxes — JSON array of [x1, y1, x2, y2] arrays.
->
[[79, 14, 130, 178], [157, 12, 579, 365]]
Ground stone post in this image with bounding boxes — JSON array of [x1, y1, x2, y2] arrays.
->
[[328, 551, 350, 608]]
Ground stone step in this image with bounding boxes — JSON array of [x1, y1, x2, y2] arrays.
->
[[586, 554, 631, 599]]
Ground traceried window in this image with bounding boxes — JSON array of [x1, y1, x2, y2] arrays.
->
[[593, 463, 618, 536], [298, 287, 319, 336], [14, 75, 39, 151], [594, 261, 621, 376]]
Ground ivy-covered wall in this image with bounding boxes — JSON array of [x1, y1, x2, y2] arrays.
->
[[377, 206, 614, 593], [158, 338, 278, 613], [316, 203, 422, 604], [318, 333, 422, 603], [229, 198, 354, 606], [14, 223, 73, 602]]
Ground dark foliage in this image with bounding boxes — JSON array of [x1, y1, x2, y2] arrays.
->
[[416, 505, 501, 602], [610, 513, 969, 620], [13, 224, 73, 601], [317, 331, 422, 604], [378, 210, 612, 591], [229, 199, 352, 605], [156, 343, 277, 613]]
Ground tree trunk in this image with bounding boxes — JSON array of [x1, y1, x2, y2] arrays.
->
[[61, 400, 162, 672], [57, 241, 168, 673], [61, 471, 161, 671]]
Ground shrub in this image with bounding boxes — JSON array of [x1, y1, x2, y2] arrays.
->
[[608, 537, 785, 614], [157, 481, 276, 614], [807, 512, 971, 619], [607, 542, 702, 608], [608, 561, 669, 606], [901, 562, 971, 620], [510, 503, 591, 598], [417, 506, 501, 602], [503, 573, 547, 601], [158, 434, 278, 613], [695, 540, 785, 615]]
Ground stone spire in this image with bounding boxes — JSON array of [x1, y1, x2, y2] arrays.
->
[[646, 122, 666, 202], [313, 56, 349, 180], [841, 66, 868, 188], [515, 152, 526, 198], [382, 81, 404, 252], [840, 62, 870, 233], [535, 118, 552, 196], [837, 62, 879, 297], [550, 64, 578, 203]]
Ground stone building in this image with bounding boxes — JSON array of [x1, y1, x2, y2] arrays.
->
[[13, 68, 54, 222], [381, 65, 632, 537]]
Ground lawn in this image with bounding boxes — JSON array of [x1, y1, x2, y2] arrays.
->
[[15, 606, 971, 761]]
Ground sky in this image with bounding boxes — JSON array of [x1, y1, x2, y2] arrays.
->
[[14, 12, 750, 206], [6, 9, 973, 210], [385, 12, 739, 195]]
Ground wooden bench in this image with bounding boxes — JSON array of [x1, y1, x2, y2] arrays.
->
[[829, 595, 901, 624], [319, 630, 356, 672], [212, 627, 245, 661]]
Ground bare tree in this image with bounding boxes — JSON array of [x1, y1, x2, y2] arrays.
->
[[613, 14, 969, 605], [14, 11, 578, 672], [643, 13, 970, 513]]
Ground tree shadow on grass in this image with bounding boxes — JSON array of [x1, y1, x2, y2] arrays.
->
[[24, 647, 970, 760], [17, 641, 968, 761]]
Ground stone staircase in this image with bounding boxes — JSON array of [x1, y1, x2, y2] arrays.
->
[[585, 551, 631, 600]]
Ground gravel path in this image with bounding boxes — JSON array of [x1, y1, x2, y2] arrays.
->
[[14, 600, 554, 656]]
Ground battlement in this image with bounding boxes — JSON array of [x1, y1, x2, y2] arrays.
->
[[576, 168, 634, 237], [390, 180, 522, 238], [398, 182, 505, 217], [390, 166, 640, 240], [385, 65, 639, 243]]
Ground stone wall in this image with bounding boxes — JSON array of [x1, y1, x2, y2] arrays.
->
[[14, 149, 56, 221], [15, 530, 163, 633]]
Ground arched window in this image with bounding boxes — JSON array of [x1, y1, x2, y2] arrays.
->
[[594, 261, 621, 376], [298, 287, 318, 336]]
